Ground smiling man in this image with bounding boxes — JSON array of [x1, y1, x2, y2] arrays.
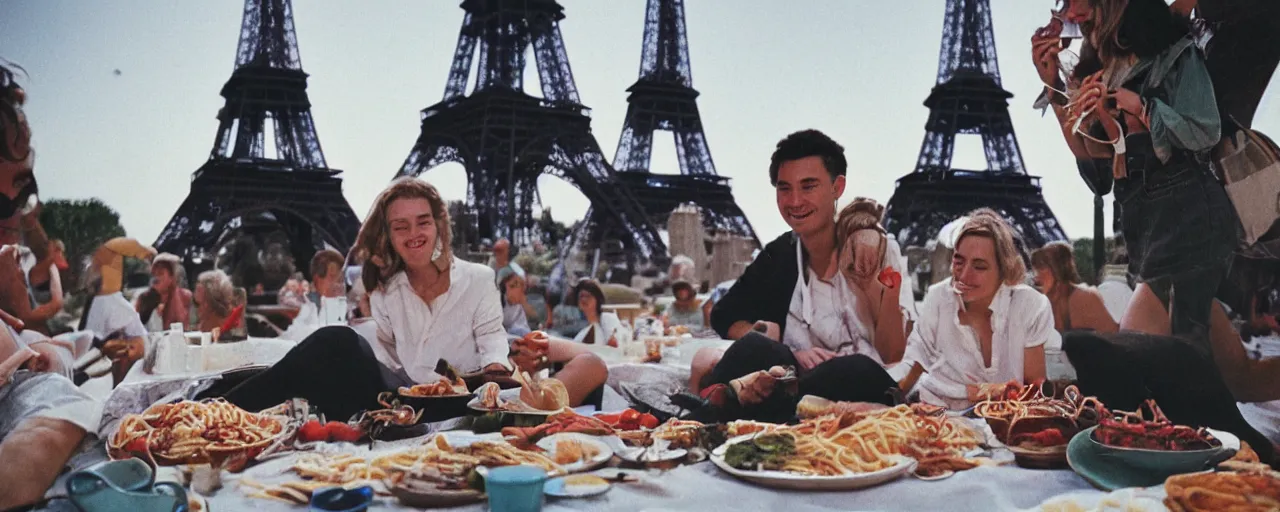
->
[[690, 130, 900, 422]]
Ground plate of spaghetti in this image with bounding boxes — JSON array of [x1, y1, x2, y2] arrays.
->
[[711, 432, 916, 490], [108, 399, 285, 466]]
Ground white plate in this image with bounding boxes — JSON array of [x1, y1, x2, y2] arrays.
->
[[544, 475, 611, 498], [466, 388, 558, 416], [1024, 487, 1168, 512], [535, 433, 614, 473], [710, 434, 916, 491]]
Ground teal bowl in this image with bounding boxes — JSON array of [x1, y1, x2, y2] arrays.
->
[[1085, 426, 1237, 474]]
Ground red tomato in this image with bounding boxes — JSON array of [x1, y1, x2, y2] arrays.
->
[[639, 414, 660, 429], [326, 422, 362, 443], [298, 420, 328, 443]]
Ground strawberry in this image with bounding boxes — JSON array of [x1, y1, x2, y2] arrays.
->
[[326, 422, 363, 443], [298, 420, 327, 443]]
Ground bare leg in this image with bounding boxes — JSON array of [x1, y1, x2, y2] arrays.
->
[[689, 347, 727, 393], [1120, 283, 1173, 336], [0, 417, 85, 509], [554, 353, 608, 407]]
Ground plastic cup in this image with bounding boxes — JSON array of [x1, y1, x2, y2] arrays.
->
[[485, 465, 546, 512]]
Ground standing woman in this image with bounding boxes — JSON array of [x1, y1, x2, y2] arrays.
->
[[1032, 0, 1236, 346], [218, 178, 512, 420]]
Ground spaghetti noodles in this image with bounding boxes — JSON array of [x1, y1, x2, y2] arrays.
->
[[109, 399, 284, 465]]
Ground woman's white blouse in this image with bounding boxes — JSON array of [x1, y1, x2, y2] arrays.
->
[[573, 312, 624, 345], [369, 259, 511, 383], [901, 279, 1058, 410]]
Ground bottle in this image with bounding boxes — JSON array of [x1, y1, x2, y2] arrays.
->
[[164, 323, 186, 374]]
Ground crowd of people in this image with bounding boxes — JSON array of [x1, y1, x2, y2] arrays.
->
[[2, 0, 1280, 508]]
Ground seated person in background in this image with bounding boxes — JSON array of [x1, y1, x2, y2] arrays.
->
[[1031, 241, 1119, 333], [898, 209, 1049, 410], [498, 266, 533, 336], [81, 237, 154, 385], [278, 250, 349, 339], [134, 252, 193, 332], [194, 269, 240, 336], [19, 239, 67, 335], [572, 279, 622, 346], [4, 241, 63, 337], [216, 179, 521, 420], [695, 130, 901, 423], [662, 279, 705, 331]]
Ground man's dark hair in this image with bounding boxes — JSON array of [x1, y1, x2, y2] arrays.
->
[[768, 129, 847, 186], [310, 249, 345, 280]]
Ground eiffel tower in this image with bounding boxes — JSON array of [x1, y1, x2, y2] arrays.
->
[[394, 0, 667, 264], [581, 0, 757, 248], [154, 0, 360, 279], [883, 0, 1066, 250]]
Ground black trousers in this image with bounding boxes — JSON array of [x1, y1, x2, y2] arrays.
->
[[205, 326, 604, 421], [707, 333, 899, 423], [205, 326, 390, 421], [1064, 330, 1275, 466]]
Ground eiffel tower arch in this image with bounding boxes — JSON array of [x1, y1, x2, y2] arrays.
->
[[395, 0, 668, 266], [883, 0, 1066, 252], [153, 0, 360, 283], [577, 0, 758, 254]]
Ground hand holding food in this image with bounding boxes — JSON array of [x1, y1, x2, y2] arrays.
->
[[515, 370, 570, 411]]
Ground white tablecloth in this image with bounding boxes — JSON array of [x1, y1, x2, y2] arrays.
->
[[200, 459, 1101, 512], [97, 337, 297, 438]]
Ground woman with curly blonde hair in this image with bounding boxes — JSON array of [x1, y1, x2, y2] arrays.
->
[[217, 179, 606, 418], [898, 209, 1054, 410], [217, 178, 512, 419]]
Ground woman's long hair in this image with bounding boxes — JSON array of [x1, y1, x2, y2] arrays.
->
[[1031, 241, 1083, 290], [0, 59, 30, 163], [352, 178, 453, 293], [955, 209, 1027, 287], [1073, 0, 1190, 82]]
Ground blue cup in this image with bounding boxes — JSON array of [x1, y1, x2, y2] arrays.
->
[[485, 465, 547, 512], [310, 486, 373, 512]]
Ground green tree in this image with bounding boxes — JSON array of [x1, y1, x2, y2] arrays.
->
[[39, 198, 127, 286], [538, 208, 570, 248]]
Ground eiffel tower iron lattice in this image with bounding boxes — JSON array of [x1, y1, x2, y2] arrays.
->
[[153, 0, 360, 276], [394, 0, 667, 264], [883, 0, 1067, 250], [579, 0, 758, 250]]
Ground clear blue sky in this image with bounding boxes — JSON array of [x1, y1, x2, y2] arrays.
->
[[3, 0, 1277, 246]]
